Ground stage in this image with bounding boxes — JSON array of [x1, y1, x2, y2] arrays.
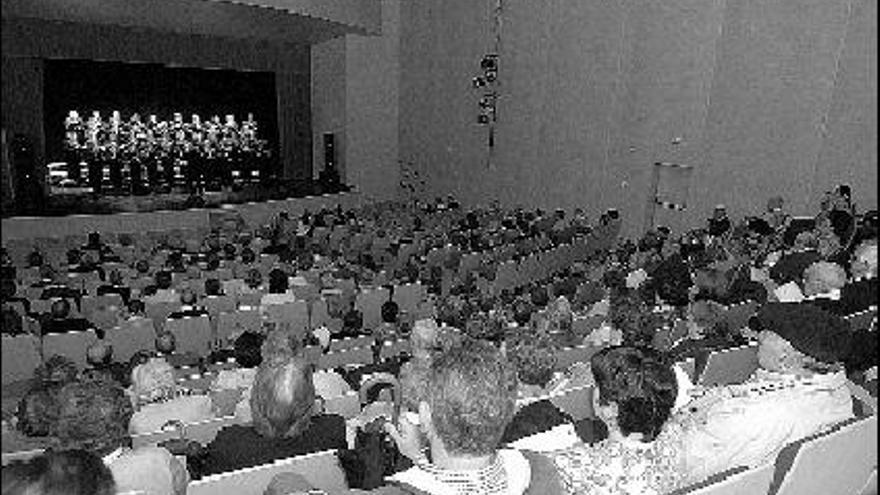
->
[[1, 190, 363, 243]]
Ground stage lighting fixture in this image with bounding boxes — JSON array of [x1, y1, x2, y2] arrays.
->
[[472, 76, 487, 88], [477, 114, 490, 125], [485, 71, 497, 83], [481, 54, 498, 72]]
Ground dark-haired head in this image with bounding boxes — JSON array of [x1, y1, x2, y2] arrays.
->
[[154, 271, 172, 290], [205, 278, 222, 297], [268, 269, 289, 294], [250, 355, 316, 439], [590, 346, 677, 442], [234, 331, 266, 369]]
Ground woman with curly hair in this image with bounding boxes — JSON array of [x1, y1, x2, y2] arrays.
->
[[127, 358, 214, 435], [54, 379, 189, 495], [2, 449, 116, 495], [550, 346, 686, 495]]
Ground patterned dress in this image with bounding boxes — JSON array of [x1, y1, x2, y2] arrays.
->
[[551, 428, 686, 495]]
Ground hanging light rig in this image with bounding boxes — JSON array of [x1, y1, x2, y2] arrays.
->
[[474, 0, 503, 169]]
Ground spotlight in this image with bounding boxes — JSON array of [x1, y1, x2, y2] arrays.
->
[[472, 76, 487, 88], [477, 114, 490, 125], [485, 71, 497, 83], [481, 54, 498, 72], [479, 95, 496, 109]]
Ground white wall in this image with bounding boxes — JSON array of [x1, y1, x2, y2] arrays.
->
[[311, 0, 401, 202]]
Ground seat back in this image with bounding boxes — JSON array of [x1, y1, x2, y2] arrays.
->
[[165, 316, 213, 356], [548, 385, 594, 422], [673, 464, 774, 495], [773, 415, 878, 495], [355, 287, 390, 331], [42, 330, 99, 370], [264, 301, 309, 340], [379, 339, 411, 361], [145, 302, 183, 331], [723, 301, 759, 332], [696, 344, 759, 387], [328, 335, 375, 353], [323, 391, 361, 419], [203, 296, 236, 318], [554, 345, 600, 371], [393, 283, 427, 315], [106, 318, 157, 362], [216, 310, 261, 346], [183, 415, 242, 446], [1, 334, 42, 384], [317, 346, 374, 370], [186, 450, 347, 495], [845, 310, 877, 332]]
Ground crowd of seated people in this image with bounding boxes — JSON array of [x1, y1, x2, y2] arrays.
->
[[1, 185, 877, 495]]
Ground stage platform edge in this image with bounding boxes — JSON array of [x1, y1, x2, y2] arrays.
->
[[1, 192, 363, 242]]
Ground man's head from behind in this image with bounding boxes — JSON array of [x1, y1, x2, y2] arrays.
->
[[851, 240, 878, 280], [86, 341, 113, 368], [250, 355, 316, 439], [50, 298, 72, 320], [802, 261, 846, 297], [420, 338, 517, 457]]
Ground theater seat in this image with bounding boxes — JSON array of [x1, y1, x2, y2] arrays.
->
[[769, 415, 878, 495], [228, 442, 331, 495], [668, 464, 774, 495]]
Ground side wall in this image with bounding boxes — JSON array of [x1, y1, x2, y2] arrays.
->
[[397, 0, 878, 237], [312, 0, 401, 202]]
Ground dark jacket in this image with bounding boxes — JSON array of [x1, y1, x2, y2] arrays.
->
[[203, 414, 346, 475]]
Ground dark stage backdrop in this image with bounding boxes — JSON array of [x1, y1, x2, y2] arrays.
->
[[43, 58, 279, 167]]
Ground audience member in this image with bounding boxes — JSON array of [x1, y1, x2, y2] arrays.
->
[[1, 449, 116, 495], [677, 303, 870, 482], [838, 240, 878, 314], [260, 268, 296, 309], [145, 271, 178, 304], [54, 379, 189, 495], [800, 261, 848, 314], [202, 353, 346, 475], [16, 388, 60, 437], [365, 338, 561, 494], [211, 331, 265, 419], [551, 346, 685, 495], [128, 357, 214, 435]]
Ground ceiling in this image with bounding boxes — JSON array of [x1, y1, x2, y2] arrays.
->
[[1, 0, 371, 46]]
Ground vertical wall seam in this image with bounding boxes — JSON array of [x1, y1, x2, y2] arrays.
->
[[807, 0, 855, 206], [696, 0, 727, 216]]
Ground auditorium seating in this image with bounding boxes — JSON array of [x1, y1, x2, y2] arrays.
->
[[165, 316, 213, 356], [42, 330, 99, 370], [695, 343, 759, 387], [105, 318, 156, 362], [845, 309, 877, 332], [1, 334, 41, 384], [771, 415, 877, 495], [670, 464, 775, 495], [317, 346, 373, 370], [186, 449, 347, 495]]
